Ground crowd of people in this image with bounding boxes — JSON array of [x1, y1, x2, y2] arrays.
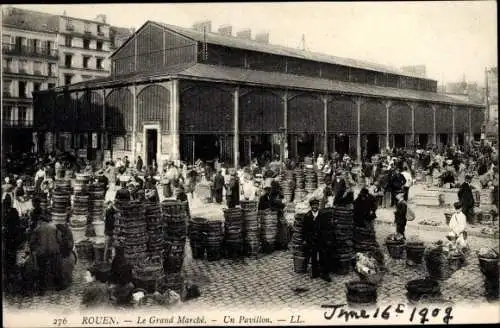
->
[[2, 140, 498, 295]]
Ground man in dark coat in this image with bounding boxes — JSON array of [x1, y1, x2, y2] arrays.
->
[[458, 175, 475, 223], [302, 198, 332, 282], [390, 167, 406, 207], [353, 187, 377, 228], [213, 170, 225, 204], [136, 156, 143, 172], [115, 178, 131, 201], [225, 172, 240, 208], [394, 193, 408, 239]]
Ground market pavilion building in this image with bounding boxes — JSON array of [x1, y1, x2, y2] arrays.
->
[[33, 20, 485, 168]]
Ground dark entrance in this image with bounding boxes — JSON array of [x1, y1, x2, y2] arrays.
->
[[365, 134, 379, 159], [297, 133, 315, 158], [146, 129, 158, 167], [418, 134, 429, 148], [240, 134, 273, 166], [439, 134, 448, 146], [335, 134, 349, 156], [457, 134, 465, 146], [394, 134, 405, 149], [194, 134, 220, 162]]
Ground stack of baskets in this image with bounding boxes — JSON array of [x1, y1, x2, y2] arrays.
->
[[205, 220, 224, 261], [133, 255, 165, 293], [304, 166, 317, 194], [145, 201, 164, 257], [353, 225, 378, 253], [223, 207, 244, 258], [72, 174, 89, 241], [316, 169, 325, 186], [240, 200, 260, 257], [294, 168, 306, 202], [332, 205, 354, 275], [291, 213, 308, 273], [260, 209, 278, 253], [114, 200, 148, 268], [161, 200, 187, 277], [188, 217, 208, 259], [52, 179, 71, 224], [36, 192, 49, 214], [88, 183, 106, 236], [281, 170, 295, 203]]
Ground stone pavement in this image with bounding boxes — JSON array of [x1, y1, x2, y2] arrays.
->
[[4, 217, 498, 311]]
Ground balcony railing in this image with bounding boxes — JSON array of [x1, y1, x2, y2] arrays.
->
[[3, 92, 12, 98], [66, 25, 74, 31], [84, 30, 92, 35], [3, 119, 33, 128], [97, 31, 104, 36], [2, 43, 58, 58]]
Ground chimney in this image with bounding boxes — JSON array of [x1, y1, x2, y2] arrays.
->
[[236, 28, 251, 40], [218, 25, 232, 37], [95, 14, 107, 24], [254, 32, 269, 44], [130, 27, 136, 34], [192, 20, 212, 33]]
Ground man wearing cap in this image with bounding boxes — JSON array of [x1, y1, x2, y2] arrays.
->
[[458, 175, 475, 223], [394, 193, 408, 239], [303, 198, 331, 282], [115, 177, 131, 201]]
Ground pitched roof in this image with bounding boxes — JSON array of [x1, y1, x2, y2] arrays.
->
[[152, 21, 427, 79], [2, 7, 59, 33], [53, 63, 482, 108]]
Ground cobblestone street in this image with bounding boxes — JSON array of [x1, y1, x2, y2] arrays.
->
[[4, 207, 498, 311]]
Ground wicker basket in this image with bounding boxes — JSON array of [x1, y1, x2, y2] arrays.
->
[[478, 256, 499, 278], [386, 241, 406, 259], [406, 279, 441, 302], [293, 256, 308, 274], [346, 281, 377, 304], [406, 243, 426, 265]]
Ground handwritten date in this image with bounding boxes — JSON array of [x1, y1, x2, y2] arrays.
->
[[322, 304, 453, 324]]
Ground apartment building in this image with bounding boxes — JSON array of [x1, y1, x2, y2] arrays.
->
[[2, 6, 133, 153], [58, 14, 112, 85], [2, 7, 59, 153]]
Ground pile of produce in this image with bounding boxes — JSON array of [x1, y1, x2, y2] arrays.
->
[[354, 251, 385, 284]]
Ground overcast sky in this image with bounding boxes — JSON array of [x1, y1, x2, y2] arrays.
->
[[11, 1, 497, 85]]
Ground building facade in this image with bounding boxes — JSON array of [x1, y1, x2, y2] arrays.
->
[[34, 20, 484, 167], [57, 14, 112, 86], [2, 6, 132, 153], [2, 7, 59, 153]]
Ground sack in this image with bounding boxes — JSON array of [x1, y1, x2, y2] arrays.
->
[[406, 206, 416, 222]]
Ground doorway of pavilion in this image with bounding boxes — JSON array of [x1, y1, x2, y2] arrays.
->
[[335, 134, 350, 157], [145, 129, 158, 168], [365, 134, 380, 159], [439, 134, 449, 146], [394, 134, 405, 149], [417, 134, 429, 148], [240, 134, 274, 166], [457, 133, 465, 146]]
